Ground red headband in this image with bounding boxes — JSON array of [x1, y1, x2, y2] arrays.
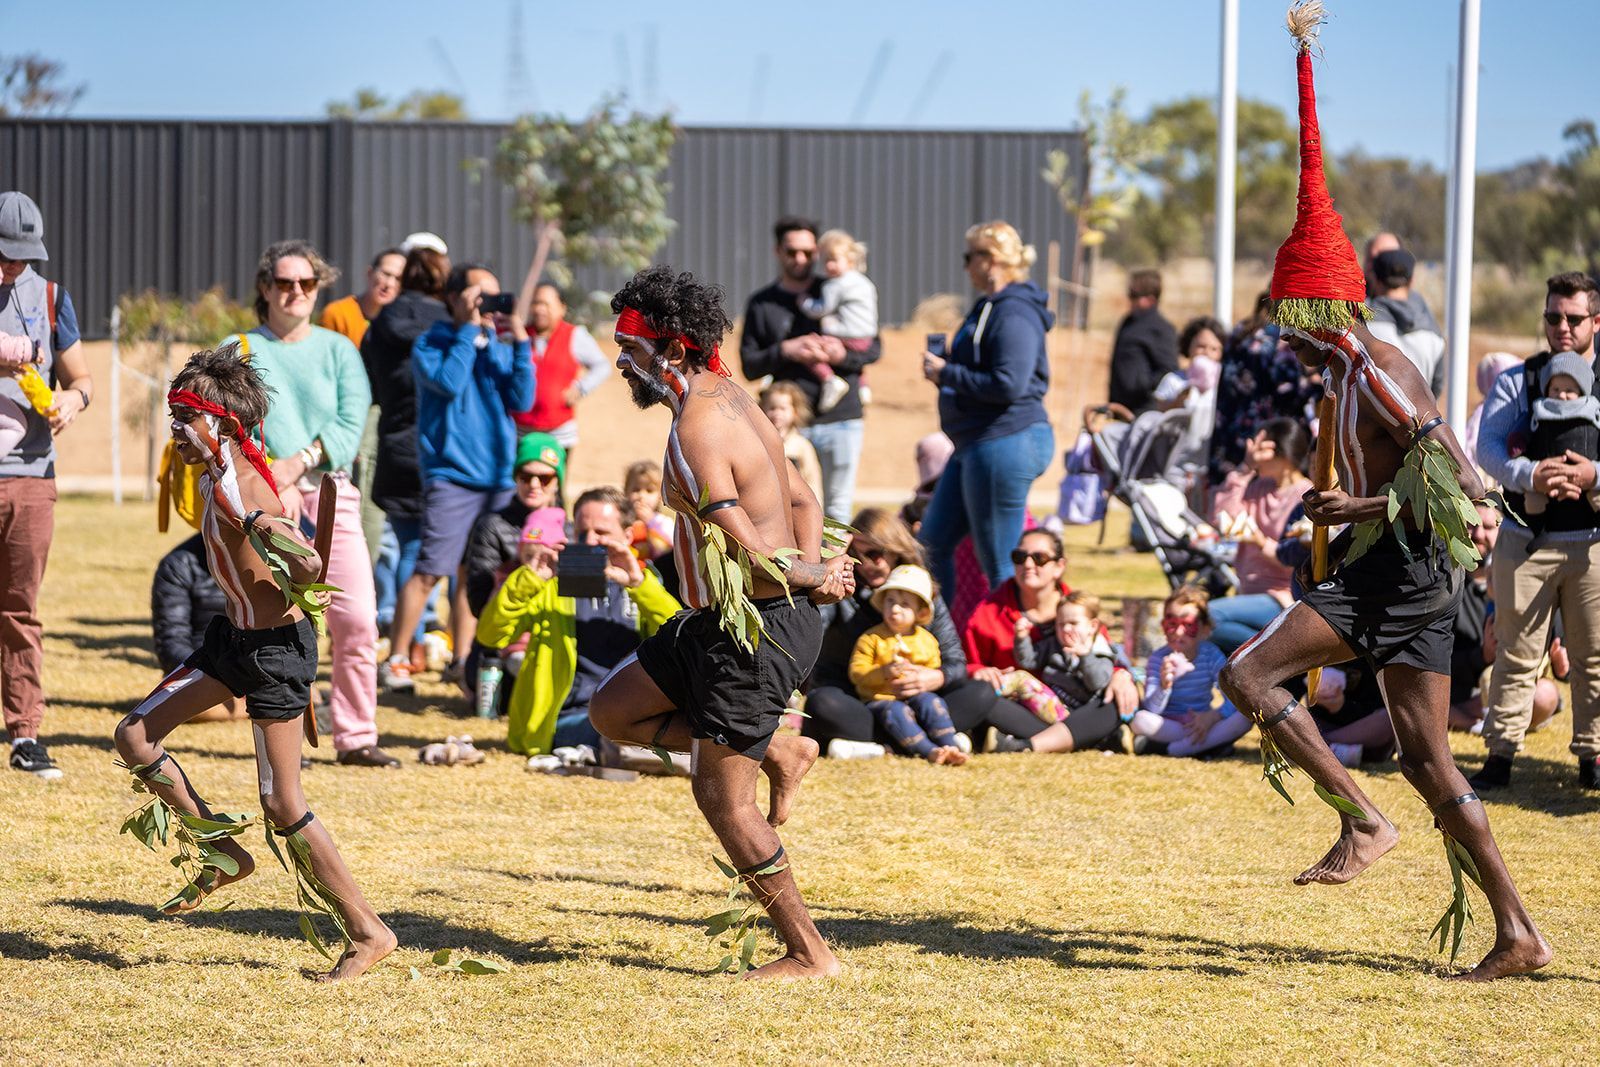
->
[[615, 306, 730, 378], [167, 388, 278, 493]]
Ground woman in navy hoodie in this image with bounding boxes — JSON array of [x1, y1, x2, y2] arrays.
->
[[918, 220, 1054, 596]]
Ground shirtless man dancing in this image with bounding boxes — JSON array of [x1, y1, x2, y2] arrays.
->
[[113, 345, 395, 981], [1218, 2, 1549, 982], [588, 265, 853, 980]]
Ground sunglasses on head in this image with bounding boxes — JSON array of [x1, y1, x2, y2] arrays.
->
[[516, 468, 558, 485], [273, 276, 319, 295], [1161, 616, 1201, 635], [1544, 311, 1592, 328], [1010, 549, 1058, 567]]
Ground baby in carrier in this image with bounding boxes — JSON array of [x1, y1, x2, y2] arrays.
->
[[1525, 351, 1600, 533]]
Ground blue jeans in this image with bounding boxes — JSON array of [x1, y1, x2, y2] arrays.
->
[[919, 421, 1054, 595], [375, 517, 433, 640], [1209, 593, 1285, 655], [553, 708, 601, 749], [868, 692, 957, 758], [801, 418, 865, 523]]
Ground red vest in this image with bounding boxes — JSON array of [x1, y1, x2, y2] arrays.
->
[[515, 320, 578, 431]]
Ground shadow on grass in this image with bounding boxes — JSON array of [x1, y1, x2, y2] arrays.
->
[[473, 866, 690, 896], [48, 897, 704, 975], [0, 930, 272, 970]]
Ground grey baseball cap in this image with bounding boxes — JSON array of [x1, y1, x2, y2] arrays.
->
[[0, 192, 48, 261]]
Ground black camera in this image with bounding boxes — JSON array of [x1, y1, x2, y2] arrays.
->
[[556, 544, 609, 599], [478, 292, 516, 316]]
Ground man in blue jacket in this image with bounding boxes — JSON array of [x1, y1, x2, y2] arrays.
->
[[383, 264, 534, 690]]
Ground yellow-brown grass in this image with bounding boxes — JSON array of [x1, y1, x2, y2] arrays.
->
[[3, 497, 1597, 1064]]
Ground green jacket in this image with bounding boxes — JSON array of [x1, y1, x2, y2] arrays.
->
[[476, 565, 680, 754]]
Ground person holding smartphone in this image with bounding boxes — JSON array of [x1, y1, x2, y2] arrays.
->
[[384, 264, 534, 690], [918, 220, 1054, 601]]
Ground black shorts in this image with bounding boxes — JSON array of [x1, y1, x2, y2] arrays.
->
[[183, 614, 317, 720], [1300, 528, 1462, 676], [634, 596, 823, 761]]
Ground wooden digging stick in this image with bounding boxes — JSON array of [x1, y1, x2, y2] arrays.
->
[[304, 473, 338, 748], [1306, 394, 1337, 702]]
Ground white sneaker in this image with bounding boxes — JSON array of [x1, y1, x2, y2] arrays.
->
[[817, 375, 849, 414], [953, 732, 973, 754], [552, 744, 597, 767], [826, 739, 886, 760], [1330, 742, 1362, 768], [525, 754, 562, 773], [378, 656, 415, 692]]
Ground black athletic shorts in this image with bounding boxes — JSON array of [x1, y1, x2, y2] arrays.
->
[[1300, 527, 1462, 676], [184, 614, 317, 720], [634, 596, 823, 761]]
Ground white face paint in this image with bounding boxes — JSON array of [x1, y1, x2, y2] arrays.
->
[[253, 723, 274, 797]]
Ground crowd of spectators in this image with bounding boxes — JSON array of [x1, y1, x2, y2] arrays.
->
[[2, 191, 1594, 800]]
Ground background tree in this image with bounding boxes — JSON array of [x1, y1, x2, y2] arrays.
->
[[1042, 88, 1165, 326], [494, 96, 677, 322], [326, 89, 467, 121], [0, 54, 85, 116]]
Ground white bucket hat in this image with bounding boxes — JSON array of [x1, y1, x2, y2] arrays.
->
[[870, 565, 935, 623]]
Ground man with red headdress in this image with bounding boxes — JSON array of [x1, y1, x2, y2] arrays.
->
[[1216, 2, 1549, 981], [586, 265, 855, 980]]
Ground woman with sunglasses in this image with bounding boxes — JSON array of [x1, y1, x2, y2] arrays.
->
[[917, 220, 1054, 604], [803, 510, 1103, 754], [236, 239, 397, 767], [463, 431, 565, 620], [963, 528, 1140, 726]]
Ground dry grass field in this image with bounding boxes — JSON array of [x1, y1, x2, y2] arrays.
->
[[2, 497, 1598, 1064]]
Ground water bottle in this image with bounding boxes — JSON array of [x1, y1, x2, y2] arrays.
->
[[475, 654, 503, 719], [16, 364, 53, 415]]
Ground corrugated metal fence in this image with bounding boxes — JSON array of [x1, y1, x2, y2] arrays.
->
[[0, 119, 1084, 338]]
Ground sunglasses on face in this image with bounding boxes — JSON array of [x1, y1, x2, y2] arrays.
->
[[1011, 549, 1058, 567], [1544, 311, 1592, 328], [963, 250, 987, 265], [516, 469, 558, 485], [849, 545, 888, 564], [273, 276, 319, 295], [782, 247, 815, 259], [1161, 616, 1201, 635]]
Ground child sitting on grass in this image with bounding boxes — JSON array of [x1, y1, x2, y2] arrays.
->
[[623, 459, 674, 560], [1130, 585, 1252, 758], [849, 565, 968, 765], [1005, 591, 1116, 720]]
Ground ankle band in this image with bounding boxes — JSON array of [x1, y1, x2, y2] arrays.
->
[[134, 752, 172, 779], [736, 846, 786, 877], [1259, 700, 1299, 729], [1431, 792, 1479, 816], [272, 810, 316, 836]]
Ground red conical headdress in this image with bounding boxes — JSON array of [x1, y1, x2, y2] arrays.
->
[[1268, 1, 1368, 333]]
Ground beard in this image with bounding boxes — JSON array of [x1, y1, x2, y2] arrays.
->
[[625, 367, 669, 410]]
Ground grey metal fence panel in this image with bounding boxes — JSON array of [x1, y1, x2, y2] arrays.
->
[[1, 119, 1082, 339]]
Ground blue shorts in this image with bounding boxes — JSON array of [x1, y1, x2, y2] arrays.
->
[[416, 479, 511, 577]]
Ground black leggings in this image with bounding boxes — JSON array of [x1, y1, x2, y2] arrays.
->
[[804, 677, 1043, 750]]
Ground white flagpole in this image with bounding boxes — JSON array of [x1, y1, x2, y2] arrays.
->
[[1444, 0, 1481, 435], [1214, 0, 1239, 325]]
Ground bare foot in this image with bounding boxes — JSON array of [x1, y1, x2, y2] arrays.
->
[[1293, 817, 1399, 885], [742, 948, 841, 981], [318, 924, 397, 982], [763, 735, 819, 827], [928, 746, 968, 766], [160, 851, 256, 915], [1449, 931, 1552, 982]]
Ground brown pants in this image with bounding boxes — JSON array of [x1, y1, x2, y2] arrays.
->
[[0, 476, 55, 740], [1483, 527, 1600, 761]]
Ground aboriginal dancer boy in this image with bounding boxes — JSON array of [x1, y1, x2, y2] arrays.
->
[[113, 345, 395, 981], [587, 266, 854, 980], [1217, 2, 1549, 981]]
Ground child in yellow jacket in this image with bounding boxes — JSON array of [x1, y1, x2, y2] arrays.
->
[[848, 565, 968, 765]]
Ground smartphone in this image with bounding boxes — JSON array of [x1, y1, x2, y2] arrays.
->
[[926, 333, 947, 358], [478, 292, 516, 316], [556, 543, 609, 599]]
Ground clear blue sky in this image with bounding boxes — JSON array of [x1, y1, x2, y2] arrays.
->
[[8, 0, 1590, 170]]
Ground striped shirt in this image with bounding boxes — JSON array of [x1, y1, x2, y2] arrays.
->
[[1143, 642, 1237, 718]]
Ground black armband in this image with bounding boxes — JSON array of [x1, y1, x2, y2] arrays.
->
[[1409, 415, 1446, 450], [698, 497, 740, 518], [242, 509, 265, 533]]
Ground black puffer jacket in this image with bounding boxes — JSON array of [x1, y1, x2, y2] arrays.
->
[[464, 498, 534, 616], [363, 290, 447, 521], [150, 534, 226, 673], [811, 584, 968, 692]]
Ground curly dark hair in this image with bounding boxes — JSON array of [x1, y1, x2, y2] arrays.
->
[[610, 265, 732, 367], [170, 342, 273, 429]]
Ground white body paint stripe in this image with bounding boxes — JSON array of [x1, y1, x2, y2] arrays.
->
[[1228, 601, 1299, 665]]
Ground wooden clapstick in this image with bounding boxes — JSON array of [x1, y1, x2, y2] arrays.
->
[[304, 473, 338, 748], [1306, 394, 1338, 702]]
